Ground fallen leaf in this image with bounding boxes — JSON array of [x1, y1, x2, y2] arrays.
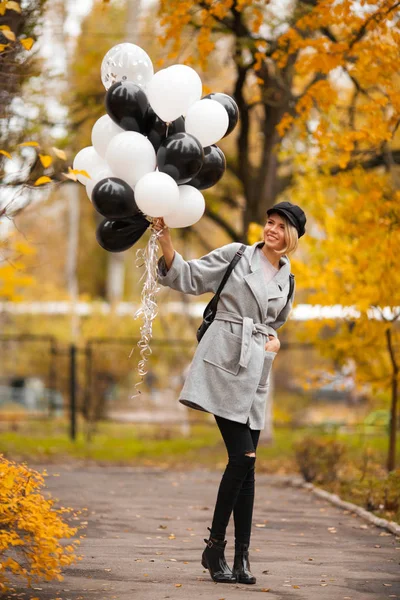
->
[[158, 525, 167, 529], [34, 176, 52, 186], [0, 149, 12, 159], [104, 568, 111, 572], [383, 584, 392, 587], [293, 585, 300, 588], [169, 534, 176, 540], [175, 583, 182, 587], [20, 37, 34, 50], [321, 583, 328, 586], [374, 544, 381, 548], [261, 589, 270, 592], [255, 523, 266, 528], [19, 141, 39, 147]]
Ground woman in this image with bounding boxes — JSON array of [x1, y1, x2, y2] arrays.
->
[[154, 201, 306, 585]]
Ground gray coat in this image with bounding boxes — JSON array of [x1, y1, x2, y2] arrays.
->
[[156, 240, 295, 430]]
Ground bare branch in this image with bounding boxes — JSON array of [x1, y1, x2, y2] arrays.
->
[[203, 205, 241, 241]]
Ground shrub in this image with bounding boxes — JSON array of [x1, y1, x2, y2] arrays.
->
[[0, 454, 84, 593], [293, 435, 346, 483]]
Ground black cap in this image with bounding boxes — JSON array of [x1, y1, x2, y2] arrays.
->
[[266, 201, 306, 238]]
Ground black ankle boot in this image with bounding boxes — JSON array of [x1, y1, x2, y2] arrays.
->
[[201, 530, 237, 583], [232, 542, 256, 584]]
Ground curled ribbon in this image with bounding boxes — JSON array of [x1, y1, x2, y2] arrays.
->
[[130, 221, 163, 398]]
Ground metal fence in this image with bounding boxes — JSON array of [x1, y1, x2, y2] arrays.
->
[[0, 334, 390, 440]]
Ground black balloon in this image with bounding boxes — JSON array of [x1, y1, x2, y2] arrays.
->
[[157, 132, 204, 185], [92, 177, 139, 220], [96, 213, 149, 253], [188, 145, 226, 190], [105, 81, 149, 133], [144, 107, 185, 152], [203, 92, 239, 137]]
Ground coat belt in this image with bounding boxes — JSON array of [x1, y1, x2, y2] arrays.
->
[[214, 310, 277, 369]]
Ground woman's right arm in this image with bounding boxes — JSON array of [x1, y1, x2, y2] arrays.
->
[[153, 217, 175, 271], [153, 218, 241, 296]]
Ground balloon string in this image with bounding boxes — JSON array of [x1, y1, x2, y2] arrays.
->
[[130, 222, 164, 399]]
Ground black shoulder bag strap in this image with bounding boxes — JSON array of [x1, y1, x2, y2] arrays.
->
[[214, 244, 246, 299], [284, 273, 295, 309], [196, 244, 246, 342]]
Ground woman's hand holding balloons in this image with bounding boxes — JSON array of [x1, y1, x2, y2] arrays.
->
[[153, 218, 175, 271]]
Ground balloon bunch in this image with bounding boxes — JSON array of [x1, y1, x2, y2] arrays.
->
[[72, 42, 238, 251], [72, 42, 239, 395]]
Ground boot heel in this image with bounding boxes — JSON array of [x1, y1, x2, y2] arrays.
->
[[201, 558, 207, 569]]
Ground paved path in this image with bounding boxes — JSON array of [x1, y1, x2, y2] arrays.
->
[[4, 465, 400, 600]]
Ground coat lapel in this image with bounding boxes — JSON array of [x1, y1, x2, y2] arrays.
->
[[243, 242, 291, 322]]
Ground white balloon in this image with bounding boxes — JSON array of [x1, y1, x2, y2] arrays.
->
[[91, 115, 123, 159], [73, 146, 107, 185], [164, 185, 205, 228], [166, 64, 202, 114], [147, 64, 202, 122], [105, 131, 156, 189], [134, 171, 179, 217], [101, 43, 154, 90], [85, 166, 115, 201], [185, 99, 229, 147]]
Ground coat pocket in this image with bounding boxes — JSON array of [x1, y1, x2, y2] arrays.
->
[[203, 328, 242, 375], [258, 350, 276, 388]]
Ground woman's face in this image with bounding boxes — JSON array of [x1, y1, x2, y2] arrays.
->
[[263, 212, 286, 252]]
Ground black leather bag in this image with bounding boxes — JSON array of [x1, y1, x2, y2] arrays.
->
[[196, 245, 246, 343]]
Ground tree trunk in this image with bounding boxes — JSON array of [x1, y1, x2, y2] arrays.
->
[[106, 0, 142, 303], [230, 9, 296, 241], [385, 328, 398, 471], [65, 183, 80, 342]]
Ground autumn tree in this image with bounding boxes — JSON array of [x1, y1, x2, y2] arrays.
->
[[157, 0, 400, 240], [158, 0, 400, 469]]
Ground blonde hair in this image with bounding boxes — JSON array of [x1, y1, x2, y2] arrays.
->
[[264, 213, 299, 256]]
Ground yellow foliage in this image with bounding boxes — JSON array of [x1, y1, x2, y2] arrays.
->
[[6, 1, 21, 13], [1, 28, 15, 41], [20, 37, 34, 51], [0, 235, 36, 301], [0, 455, 83, 593], [52, 147, 67, 161], [247, 221, 263, 245], [18, 141, 39, 148], [33, 176, 52, 186], [38, 154, 52, 168], [289, 166, 400, 394]]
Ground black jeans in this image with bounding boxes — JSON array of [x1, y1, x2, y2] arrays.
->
[[210, 415, 261, 547]]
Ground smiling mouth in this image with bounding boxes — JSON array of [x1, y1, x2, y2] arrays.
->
[[266, 235, 278, 240]]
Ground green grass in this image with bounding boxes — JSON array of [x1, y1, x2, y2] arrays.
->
[[0, 417, 397, 474]]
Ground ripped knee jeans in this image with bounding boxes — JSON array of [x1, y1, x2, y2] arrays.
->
[[210, 415, 261, 547]]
